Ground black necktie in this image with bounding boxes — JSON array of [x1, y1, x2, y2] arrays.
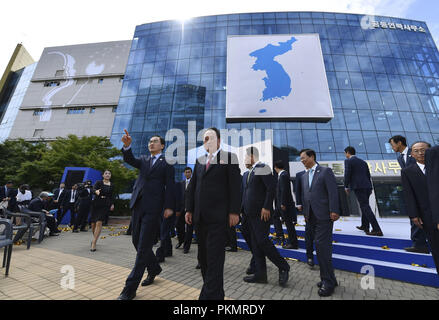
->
[[150, 156, 156, 169]]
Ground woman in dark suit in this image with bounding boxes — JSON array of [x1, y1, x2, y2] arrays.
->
[[90, 170, 114, 251]]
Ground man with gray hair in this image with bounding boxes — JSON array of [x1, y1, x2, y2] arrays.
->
[[28, 192, 60, 236]]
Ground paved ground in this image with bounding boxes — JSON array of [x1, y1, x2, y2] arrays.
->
[[1, 219, 438, 300]]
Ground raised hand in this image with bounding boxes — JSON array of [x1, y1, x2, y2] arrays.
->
[[121, 129, 132, 148]]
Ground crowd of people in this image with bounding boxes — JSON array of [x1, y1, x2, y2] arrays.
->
[[116, 128, 439, 300], [1, 128, 438, 301], [0, 174, 115, 249]]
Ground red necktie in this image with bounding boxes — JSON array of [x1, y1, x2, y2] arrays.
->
[[206, 154, 213, 171]]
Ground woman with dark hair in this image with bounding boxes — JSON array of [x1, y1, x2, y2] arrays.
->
[[90, 170, 114, 251]]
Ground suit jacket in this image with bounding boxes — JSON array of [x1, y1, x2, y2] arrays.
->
[[63, 189, 79, 207], [186, 150, 241, 225], [300, 165, 340, 220], [241, 163, 276, 217], [425, 145, 439, 224], [175, 180, 188, 214], [294, 170, 306, 206], [53, 188, 67, 205], [397, 148, 416, 169], [122, 147, 175, 214], [0, 185, 9, 201], [28, 198, 45, 212], [401, 163, 435, 226], [344, 156, 372, 190], [275, 171, 294, 209]]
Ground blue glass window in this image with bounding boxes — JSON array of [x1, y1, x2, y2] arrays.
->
[[344, 109, 360, 129], [353, 91, 370, 109]]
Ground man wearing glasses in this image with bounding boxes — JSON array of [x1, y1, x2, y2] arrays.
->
[[118, 130, 175, 300]]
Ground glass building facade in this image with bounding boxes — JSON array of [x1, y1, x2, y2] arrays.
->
[[0, 63, 37, 142], [110, 12, 439, 179]]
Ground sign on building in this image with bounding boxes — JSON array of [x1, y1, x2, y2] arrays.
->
[[226, 34, 333, 121]]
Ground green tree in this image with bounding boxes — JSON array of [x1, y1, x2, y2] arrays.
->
[[14, 135, 137, 195], [0, 139, 48, 185]]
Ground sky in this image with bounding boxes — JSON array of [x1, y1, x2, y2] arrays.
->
[[1, 0, 438, 75]]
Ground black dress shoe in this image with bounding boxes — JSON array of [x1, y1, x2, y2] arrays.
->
[[141, 268, 162, 286], [282, 243, 299, 249], [117, 288, 136, 300], [225, 246, 238, 252], [318, 284, 335, 297], [317, 281, 338, 288], [404, 246, 430, 254], [195, 263, 201, 269], [183, 248, 189, 254], [243, 274, 268, 284], [366, 230, 383, 237], [72, 229, 79, 233], [307, 258, 314, 267], [356, 226, 368, 231], [246, 267, 255, 275], [49, 232, 60, 236], [175, 242, 183, 249], [279, 269, 289, 287]]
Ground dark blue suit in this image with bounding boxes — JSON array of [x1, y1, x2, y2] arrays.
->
[[122, 147, 175, 293], [299, 165, 339, 288], [241, 162, 290, 279], [397, 148, 428, 250], [344, 156, 382, 233]]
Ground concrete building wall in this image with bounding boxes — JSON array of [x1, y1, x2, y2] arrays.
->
[[9, 40, 131, 141]]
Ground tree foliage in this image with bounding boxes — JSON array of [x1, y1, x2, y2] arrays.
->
[[0, 135, 137, 196]]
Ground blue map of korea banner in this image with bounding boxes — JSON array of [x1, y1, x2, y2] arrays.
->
[[226, 34, 333, 121]]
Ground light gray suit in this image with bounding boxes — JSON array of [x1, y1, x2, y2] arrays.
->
[[300, 165, 340, 288]]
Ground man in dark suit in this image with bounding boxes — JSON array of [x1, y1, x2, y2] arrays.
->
[[63, 184, 79, 228], [118, 130, 175, 300], [240, 147, 290, 286], [402, 141, 439, 275], [295, 170, 315, 267], [175, 167, 194, 253], [0, 181, 13, 207], [426, 145, 439, 223], [299, 149, 340, 297], [28, 192, 60, 236], [185, 128, 241, 300], [273, 160, 299, 250], [390, 135, 429, 253], [240, 162, 257, 275], [53, 182, 67, 226], [344, 146, 383, 236]]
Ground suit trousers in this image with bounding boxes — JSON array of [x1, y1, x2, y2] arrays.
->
[[125, 206, 161, 293], [354, 189, 382, 232], [183, 223, 194, 252], [65, 203, 76, 226], [175, 213, 186, 244], [157, 214, 174, 259], [272, 210, 284, 242], [196, 220, 227, 300], [56, 206, 66, 226], [276, 207, 299, 246], [226, 226, 237, 250], [240, 215, 256, 273], [410, 220, 429, 250], [305, 219, 315, 260], [423, 223, 439, 275], [247, 213, 290, 278], [308, 209, 337, 288], [74, 202, 90, 230]]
